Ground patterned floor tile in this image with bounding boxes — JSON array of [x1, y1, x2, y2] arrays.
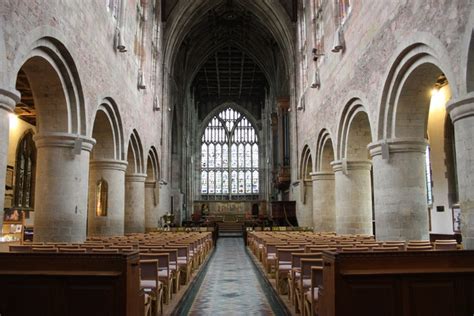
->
[[188, 238, 277, 315]]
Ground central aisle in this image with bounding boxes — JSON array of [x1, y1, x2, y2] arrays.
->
[[188, 237, 280, 315]]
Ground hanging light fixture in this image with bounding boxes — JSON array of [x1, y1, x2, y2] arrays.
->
[[138, 70, 146, 90], [331, 27, 345, 53], [310, 68, 321, 89], [153, 95, 160, 111], [115, 27, 127, 52]]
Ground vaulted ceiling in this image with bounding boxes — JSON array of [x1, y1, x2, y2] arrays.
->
[[172, 0, 292, 120]]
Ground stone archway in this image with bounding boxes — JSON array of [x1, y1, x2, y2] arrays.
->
[[371, 41, 457, 241], [312, 129, 336, 232], [335, 99, 373, 235], [12, 37, 93, 242], [87, 98, 127, 236], [297, 145, 313, 227], [124, 129, 146, 233], [145, 146, 160, 231]]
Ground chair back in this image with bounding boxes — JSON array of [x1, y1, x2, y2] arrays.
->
[[58, 248, 87, 253], [31, 247, 58, 253], [372, 246, 399, 252], [9, 245, 32, 252], [301, 259, 323, 279], [291, 253, 322, 269], [140, 259, 159, 282], [91, 248, 119, 253]]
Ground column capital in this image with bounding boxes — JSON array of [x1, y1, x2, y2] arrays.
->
[[90, 159, 128, 171], [125, 173, 147, 183], [145, 180, 156, 188], [0, 88, 20, 113], [33, 132, 96, 152], [331, 159, 372, 173], [309, 171, 335, 181], [447, 92, 474, 123], [368, 137, 428, 158]]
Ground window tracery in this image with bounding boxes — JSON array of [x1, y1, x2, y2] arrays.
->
[[201, 108, 259, 199]]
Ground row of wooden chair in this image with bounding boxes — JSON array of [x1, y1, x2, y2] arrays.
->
[[247, 232, 462, 316], [10, 231, 214, 316]]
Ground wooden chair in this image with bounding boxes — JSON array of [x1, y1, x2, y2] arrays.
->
[[91, 248, 119, 253], [140, 259, 163, 316], [9, 245, 32, 252], [166, 245, 192, 285], [304, 266, 323, 316], [31, 247, 58, 253], [382, 242, 405, 250], [372, 246, 399, 252], [406, 245, 433, 251], [58, 248, 87, 253], [289, 252, 322, 306], [141, 253, 172, 304], [296, 259, 322, 314], [434, 240, 458, 250], [275, 248, 302, 294], [341, 247, 370, 252]]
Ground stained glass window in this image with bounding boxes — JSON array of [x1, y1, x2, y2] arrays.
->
[[201, 108, 259, 198]]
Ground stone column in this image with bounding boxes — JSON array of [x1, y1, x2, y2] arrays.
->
[[145, 180, 159, 231], [0, 89, 19, 226], [369, 138, 429, 241], [332, 160, 373, 235], [447, 94, 474, 249], [310, 172, 336, 232], [124, 173, 147, 233], [33, 132, 95, 242], [88, 159, 128, 236]]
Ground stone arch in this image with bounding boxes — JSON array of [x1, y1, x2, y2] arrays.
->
[[145, 146, 160, 231], [315, 129, 335, 172], [313, 128, 336, 232], [146, 146, 160, 182], [297, 144, 313, 226], [200, 102, 261, 137], [126, 129, 145, 175], [300, 145, 313, 180], [91, 98, 125, 161], [377, 38, 457, 140], [12, 35, 86, 136], [0, 27, 6, 88], [337, 98, 373, 161], [467, 29, 474, 92]]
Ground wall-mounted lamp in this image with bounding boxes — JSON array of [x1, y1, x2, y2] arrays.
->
[[331, 27, 345, 53], [159, 179, 168, 185], [153, 96, 160, 111], [138, 70, 146, 90], [310, 69, 321, 89], [312, 48, 325, 61], [115, 28, 127, 52]]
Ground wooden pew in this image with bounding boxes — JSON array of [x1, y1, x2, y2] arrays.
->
[[319, 250, 474, 316], [0, 251, 143, 316]]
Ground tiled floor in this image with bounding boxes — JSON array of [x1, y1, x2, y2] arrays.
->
[[188, 238, 276, 316]]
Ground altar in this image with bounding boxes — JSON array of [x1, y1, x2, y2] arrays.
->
[[193, 200, 267, 222]]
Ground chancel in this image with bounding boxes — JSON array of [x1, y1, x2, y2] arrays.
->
[[0, 1, 473, 315]]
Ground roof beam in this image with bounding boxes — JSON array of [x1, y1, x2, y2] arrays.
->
[[214, 53, 221, 98], [238, 52, 245, 98]]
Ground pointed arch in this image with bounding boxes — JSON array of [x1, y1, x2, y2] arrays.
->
[[200, 106, 259, 197]]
